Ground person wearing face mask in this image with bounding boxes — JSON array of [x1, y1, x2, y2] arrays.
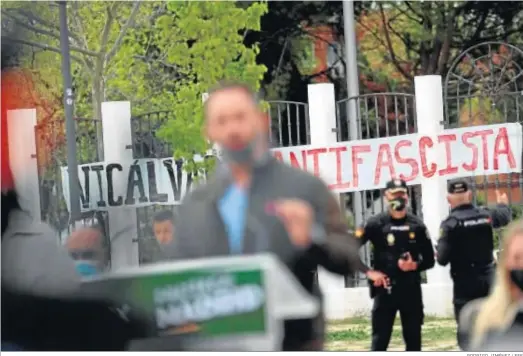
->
[[458, 219, 523, 351], [353, 178, 435, 351], [436, 179, 511, 349], [1, 37, 149, 350], [164, 81, 365, 351], [66, 221, 106, 277]]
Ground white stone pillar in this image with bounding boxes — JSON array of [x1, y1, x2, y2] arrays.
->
[[307, 83, 346, 293], [202, 92, 222, 159], [7, 109, 41, 220], [101, 101, 139, 268], [414, 75, 453, 315]]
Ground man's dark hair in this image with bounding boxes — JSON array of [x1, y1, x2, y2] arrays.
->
[[153, 210, 174, 224], [204, 80, 259, 117]]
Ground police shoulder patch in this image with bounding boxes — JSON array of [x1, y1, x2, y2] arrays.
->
[[355, 228, 364, 238]]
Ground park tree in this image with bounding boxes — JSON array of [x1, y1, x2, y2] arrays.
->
[[355, 1, 523, 93], [2, 1, 268, 166], [150, 1, 268, 170], [248, 1, 522, 101], [1, 0, 151, 161]]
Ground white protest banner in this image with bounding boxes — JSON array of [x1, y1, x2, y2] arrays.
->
[[274, 123, 522, 191], [62, 123, 522, 211], [61, 157, 212, 212]]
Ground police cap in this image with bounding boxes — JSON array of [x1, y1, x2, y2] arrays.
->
[[385, 178, 408, 193], [447, 178, 469, 194]]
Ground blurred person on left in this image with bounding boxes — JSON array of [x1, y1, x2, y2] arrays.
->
[[1, 38, 148, 351]]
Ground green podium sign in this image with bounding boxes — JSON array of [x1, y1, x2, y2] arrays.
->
[[130, 269, 266, 337], [82, 254, 319, 351]]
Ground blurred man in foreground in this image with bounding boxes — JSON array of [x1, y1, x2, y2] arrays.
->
[[165, 81, 365, 350], [436, 179, 511, 349], [353, 179, 435, 351]]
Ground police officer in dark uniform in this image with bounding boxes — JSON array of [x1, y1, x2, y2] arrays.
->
[[436, 178, 511, 349], [354, 179, 435, 351]]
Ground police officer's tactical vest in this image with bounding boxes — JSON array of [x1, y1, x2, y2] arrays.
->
[[449, 208, 494, 275], [374, 215, 421, 280]]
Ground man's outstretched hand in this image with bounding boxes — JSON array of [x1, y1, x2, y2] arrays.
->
[[270, 199, 314, 248]]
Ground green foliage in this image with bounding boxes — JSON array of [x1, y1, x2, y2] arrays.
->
[[153, 1, 268, 165], [3, 2, 267, 172], [494, 204, 523, 250], [459, 97, 504, 125], [476, 193, 523, 249], [291, 35, 317, 76]]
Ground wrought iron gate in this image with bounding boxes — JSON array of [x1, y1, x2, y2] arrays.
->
[[336, 92, 421, 286], [36, 117, 111, 265], [131, 110, 176, 264], [444, 41, 523, 207]]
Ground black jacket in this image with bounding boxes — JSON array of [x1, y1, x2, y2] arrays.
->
[[1, 209, 151, 351], [436, 203, 511, 271], [167, 157, 363, 350], [1, 287, 152, 351]]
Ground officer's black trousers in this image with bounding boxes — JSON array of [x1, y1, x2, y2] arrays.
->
[[371, 283, 423, 351], [452, 271, 493, 350]]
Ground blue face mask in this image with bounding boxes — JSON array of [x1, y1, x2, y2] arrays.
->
[[75, 261, 100, 277]]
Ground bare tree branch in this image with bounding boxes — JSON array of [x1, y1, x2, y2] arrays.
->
[[69, 2, 95, 74], [403, 1, 423, 19], [385, 18, 415, 53], [70, 2, 90, 49], [11, 7, 82, 45], [436, 4, 455, 75], [2, 9, 99, 57], [105, 1, 142, 64], [99, 2, 119, 55], [2, 36, 83, 63], [389, 3, 423, 25], [13, 8, 61, 32], [378, 3, 413, 81], [275, 37, 290, 76]]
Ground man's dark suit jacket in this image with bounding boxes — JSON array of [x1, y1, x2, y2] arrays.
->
[[164, 156, 364, 350]]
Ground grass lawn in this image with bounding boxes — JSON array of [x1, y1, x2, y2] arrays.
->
[[326, 315, 458, 351]]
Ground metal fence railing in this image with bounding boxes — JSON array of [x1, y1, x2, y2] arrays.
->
[[130, 111, 177, 264], [267, 101, 310, 147], [36, 117, 111, 266]]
